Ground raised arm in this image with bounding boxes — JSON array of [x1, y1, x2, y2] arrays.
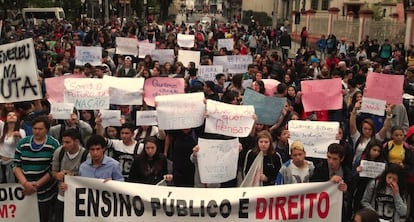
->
[[95, 113, 104, 136], [378, 104, 392, 140], [349, 101, 361, 136]]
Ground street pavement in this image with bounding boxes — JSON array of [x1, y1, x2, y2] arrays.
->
[[175, 12, 228, 25]]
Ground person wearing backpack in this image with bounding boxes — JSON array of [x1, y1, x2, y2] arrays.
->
[[95, 116, 140, 180], [52, 128, 88, 222], [383, 126, 413, 171], [49, 111, 93, 146]]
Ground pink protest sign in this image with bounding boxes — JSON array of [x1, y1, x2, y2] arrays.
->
[[144, 77, 185, 107], [45, 74, 85, 102], [365, 72, 404, 104], [301, 78, 343, 112], [261, 79, 280, 96]]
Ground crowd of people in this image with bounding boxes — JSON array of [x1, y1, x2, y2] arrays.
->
[[0, 14, 414, 222]]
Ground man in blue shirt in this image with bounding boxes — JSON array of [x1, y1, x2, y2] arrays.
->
[[79, 135, 124, 181]]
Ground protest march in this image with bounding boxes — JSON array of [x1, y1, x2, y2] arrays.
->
[[0, 15, 413, 222]]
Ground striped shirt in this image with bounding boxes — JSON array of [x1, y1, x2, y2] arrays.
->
[[14, 135, 60, 202]]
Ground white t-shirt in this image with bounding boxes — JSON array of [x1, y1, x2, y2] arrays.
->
[[351, 131, 383, 162], [0, 128, 26, 159], [288, 163, 310, 183]]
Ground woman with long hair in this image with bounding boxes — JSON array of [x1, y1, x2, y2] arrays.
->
[[174, 62, 186, 77], [226, 73, 245, 96], [353, 140, 386, 213], [0, 111, 26, 183], [243, 130, 282, 186], [127, 137, 172, 184], [161, 62, 173, 75], [350, 101, 392, 164], [361, 163, 407, 222], [79, 110, 96, 133], [0, 103, 16, 122]]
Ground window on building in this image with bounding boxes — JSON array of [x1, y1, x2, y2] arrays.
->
[[311, 0, 318, 10], [321, 0, 329, 10]]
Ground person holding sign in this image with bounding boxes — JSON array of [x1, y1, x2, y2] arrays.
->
[[350, 101, 392, 164], [165, 128, 198, 187], [128, 137, 172, 184], [51, 129, 88, 222], [310, 143, 354, 222], [49, 111, 93, 146], [243, 130, 282, 186], [352, 140, 386, 213], [361, 163, 407, 222], [134, 125, 166, 155]]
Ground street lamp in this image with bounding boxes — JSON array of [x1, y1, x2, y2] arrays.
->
[[144, 0, 149, 23]]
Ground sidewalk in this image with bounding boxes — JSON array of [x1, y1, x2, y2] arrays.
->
[[271, 39, 322, 60], [270, 41, 301, 59]]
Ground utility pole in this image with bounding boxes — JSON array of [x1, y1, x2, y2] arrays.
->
[[105, 0, 109, 23], [272, 0, 277, 28]]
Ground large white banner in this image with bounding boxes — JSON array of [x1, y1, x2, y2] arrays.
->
[[197, 138, 239, 183], [75, 46, 102, 66], [178, 50, 200, 68], [64, 78, 110, 110], [205, 99, 255, 137], [116, 37, 139, 56], [0, 183, 39, 222], [198, 65, 223, 81], [103, 76, 144, 105], [177, 34, 195, 48], [64, 176, 343, 222], [0, 39, 42, 103], [288, 120, 340, 159], [138, 42, 156, 58], [155, 92, 205, 130]]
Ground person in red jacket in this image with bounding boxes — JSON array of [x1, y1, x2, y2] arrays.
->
[[325, 53, 340, 71]]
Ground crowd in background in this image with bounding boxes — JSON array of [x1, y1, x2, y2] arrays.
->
[[0, 15, 414, 222]]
